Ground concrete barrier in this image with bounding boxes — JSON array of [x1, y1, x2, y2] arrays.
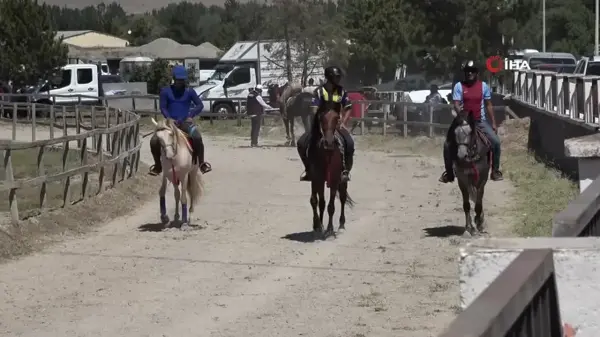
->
[[460, 238, 600, 336]]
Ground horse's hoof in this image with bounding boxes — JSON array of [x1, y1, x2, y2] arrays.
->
[[324, 228, 336, 239], [160, 215, 170, 225], [338, 227, 346, 234], [180, 223, 190, 231], [174, 213, 180, 221]]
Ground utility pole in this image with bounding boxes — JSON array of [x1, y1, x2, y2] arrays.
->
[[256, 39, 262, 85], [542, 0, 546, 52], [594, 0, 600, 56]]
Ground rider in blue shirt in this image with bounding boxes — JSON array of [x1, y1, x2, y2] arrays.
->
[[149, 65, 212, 175]]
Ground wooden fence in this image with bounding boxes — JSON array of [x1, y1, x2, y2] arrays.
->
[[0, 92, 512, 138], [0, 101, 141, 224]]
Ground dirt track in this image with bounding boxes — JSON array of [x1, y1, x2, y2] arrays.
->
[[0, 124, 515, 337]]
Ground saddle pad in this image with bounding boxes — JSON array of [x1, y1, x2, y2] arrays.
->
[[306, 131, 345, 157]]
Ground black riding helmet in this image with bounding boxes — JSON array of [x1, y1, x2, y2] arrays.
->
[[462, 60, 479, 73], [324, 66, 343, 85]]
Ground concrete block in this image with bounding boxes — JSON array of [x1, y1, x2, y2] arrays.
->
[[460, 237, 600, 336], [565, 133, 600, 192]]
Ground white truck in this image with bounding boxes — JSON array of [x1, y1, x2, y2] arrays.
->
[[194, 40, 325, 115]]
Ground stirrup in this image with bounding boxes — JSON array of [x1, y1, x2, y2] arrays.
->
[[148, 165, 161, 176], [200, 162, 212, 173]]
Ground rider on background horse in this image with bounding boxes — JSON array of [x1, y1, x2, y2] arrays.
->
[[439, 60, 503, 183], [149, 65, 212, 176], [297, 65, 355, 183]]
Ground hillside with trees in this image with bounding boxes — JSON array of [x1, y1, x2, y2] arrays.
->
[[1, 0, 597, 86]]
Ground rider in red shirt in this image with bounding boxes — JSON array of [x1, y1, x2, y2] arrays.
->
[[439, 60, 503, 183]]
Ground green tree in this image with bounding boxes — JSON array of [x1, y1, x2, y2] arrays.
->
[[266, 0, 348, 85], [0, 0, 67, 87], [129, 59, 171, 95]]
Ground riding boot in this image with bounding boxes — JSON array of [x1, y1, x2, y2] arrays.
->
[[439, 141, 454, 183], [298, 140, 311, 181], [149, 135, 162, 176], [193, 135, 211, 173]]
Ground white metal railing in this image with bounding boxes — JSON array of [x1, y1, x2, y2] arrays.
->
[[497, 70, 600, 125]]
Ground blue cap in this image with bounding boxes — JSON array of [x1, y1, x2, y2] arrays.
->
[[172, 65, 187, 80]]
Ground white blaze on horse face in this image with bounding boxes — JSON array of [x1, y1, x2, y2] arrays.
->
[[455, 123, 471, 160], [158, 129, 176, 159]]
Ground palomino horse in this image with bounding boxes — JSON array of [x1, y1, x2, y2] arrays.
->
[[308, 108, 354, 238], [452, 114, 491, 236], [268, 82, 311, 145], [151, 118, 205, 229]]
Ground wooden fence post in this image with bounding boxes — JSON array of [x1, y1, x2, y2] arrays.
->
[[403, 104, 408, 138], [12, 103, 17, 140], [5, 149, 19, 224], [428, 104, 434, 137], [360, 102, 365, 136], [49, 104, 55, 139], [31, 103, 36, 141], [80, 137, 89, 199], [38, 145, 47, 209]]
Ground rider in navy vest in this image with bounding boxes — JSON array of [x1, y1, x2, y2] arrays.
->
[[297, 66, 355, 183], [439, 60, 503, 183], [149, 65, 212, 176], [247, 84, 273, 147]]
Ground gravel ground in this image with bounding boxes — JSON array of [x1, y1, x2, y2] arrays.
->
[[0, 123, 515, 337]]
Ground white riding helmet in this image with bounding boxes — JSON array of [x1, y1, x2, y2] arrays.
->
[[255, 84, 263, 91]]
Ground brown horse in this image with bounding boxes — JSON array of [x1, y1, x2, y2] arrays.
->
[[308, 108, 354, 238], [267, 82, 310, 145]]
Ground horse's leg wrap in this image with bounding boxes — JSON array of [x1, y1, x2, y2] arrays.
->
[[181, 204, 188, 224], [159, 196, 167, 216]]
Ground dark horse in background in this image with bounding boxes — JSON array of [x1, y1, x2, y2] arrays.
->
[[308, 108, 354, 239], [267, 83, 313, 146], [452, 112, 491, 237]]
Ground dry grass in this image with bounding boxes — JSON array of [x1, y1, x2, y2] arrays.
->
[[0, 147, 117, 218], [0, 162, 157, 260], [499, 118, 577, 236]]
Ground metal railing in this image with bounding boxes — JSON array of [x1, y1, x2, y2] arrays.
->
[[437, 68, 600, 335], [439, 250, 563, 337]]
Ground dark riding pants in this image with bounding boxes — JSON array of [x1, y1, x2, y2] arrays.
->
[[250, 113, 263, 145], [150, 120, 205, 170], [297, 128, 355, 172]]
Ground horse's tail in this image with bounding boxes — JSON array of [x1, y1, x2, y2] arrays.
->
[[338, 191, 356, 209], [187, 166, 204, 211]]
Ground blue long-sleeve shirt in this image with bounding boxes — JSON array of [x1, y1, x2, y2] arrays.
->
[[159, 86, 204, 123]]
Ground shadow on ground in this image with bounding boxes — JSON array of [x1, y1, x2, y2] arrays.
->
[[281, 231, 319, 243], [423, 225, 465, 237], [138, 222, 203, 232]]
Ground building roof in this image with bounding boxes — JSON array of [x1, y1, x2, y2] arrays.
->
[[137, 38, 220, 59], [56, 30, 93, 40]]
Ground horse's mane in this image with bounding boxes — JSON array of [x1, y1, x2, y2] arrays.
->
[[155, 119, 187, 145]]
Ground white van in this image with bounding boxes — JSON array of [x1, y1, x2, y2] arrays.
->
[[33, 64, 122, 105]]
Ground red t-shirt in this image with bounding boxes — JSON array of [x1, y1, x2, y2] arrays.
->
[[347, 92, 368, 119]]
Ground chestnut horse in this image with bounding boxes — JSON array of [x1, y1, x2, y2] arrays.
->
[[267, 82, 312, 145], [308, 108, 354, 238]]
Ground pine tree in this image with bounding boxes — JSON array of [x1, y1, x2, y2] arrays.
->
[[0, 0, 68, 87]]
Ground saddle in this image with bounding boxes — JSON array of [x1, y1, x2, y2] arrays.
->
[[306, 130, 345, 157]]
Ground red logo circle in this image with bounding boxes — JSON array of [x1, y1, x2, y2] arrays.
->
[[486, 56, 503, 73]]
